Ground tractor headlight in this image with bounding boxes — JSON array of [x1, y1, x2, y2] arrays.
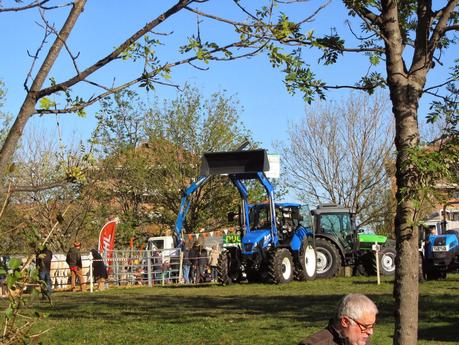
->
[[433, 245, 448, 252]]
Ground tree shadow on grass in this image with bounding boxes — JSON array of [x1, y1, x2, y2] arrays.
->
[[38, 292, 395, 326], [351, 280, 394, 285], [35, 286, 459, 342], [418, 324, 459, 342], [417, 293, 459, 342]]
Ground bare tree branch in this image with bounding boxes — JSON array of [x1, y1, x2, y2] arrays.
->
[[428, 0, 459, 54], [38, 5, 81, 75], [444, 24, 459, 32], [37, 0, 194, 99], [0, 0, 50, 12], [279, 92, 393, 226], [10, 179, 70, 193], [24, 25, 52, 92]]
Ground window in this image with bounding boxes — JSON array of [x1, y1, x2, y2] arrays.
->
[[249, 206, 271, 230], [149, 240, 164, 250], [320, 214, 352, 236]]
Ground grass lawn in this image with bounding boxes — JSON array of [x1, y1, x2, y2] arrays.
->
[[2, 274, 459, 344]]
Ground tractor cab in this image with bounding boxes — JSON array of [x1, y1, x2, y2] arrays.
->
[[312, 204, 358, 253], [309, 204, 361, 278], [248, 202, 312, 243]]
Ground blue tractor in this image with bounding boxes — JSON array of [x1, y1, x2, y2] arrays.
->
[[421, 201, 459, 280], [174, 149, 317, 284]]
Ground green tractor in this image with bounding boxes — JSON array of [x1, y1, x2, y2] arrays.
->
[[311, 204, 396, 278]]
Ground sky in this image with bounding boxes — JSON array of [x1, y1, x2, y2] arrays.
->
[[0, 1, 456, 168]]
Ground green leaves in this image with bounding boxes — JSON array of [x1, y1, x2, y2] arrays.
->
[[315, 33, 345, 65], [369, 54, 380, 66], [271, 13, 300, 41], [38, 97, 56, 110], [356, 72, 386, 94], [8, 257, 22, 271], [179, 36, 221, 64], [5, 306, 13, 319], [64, 166, 86, 183], [119, 35, 161, 65]]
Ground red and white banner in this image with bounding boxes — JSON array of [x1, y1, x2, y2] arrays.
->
[[98, 219, 117, 262]]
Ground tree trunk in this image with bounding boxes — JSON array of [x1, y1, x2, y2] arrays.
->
[[390, 80, 423, 345], [0, 98, 35, 185], [0, 0, 87, 189]]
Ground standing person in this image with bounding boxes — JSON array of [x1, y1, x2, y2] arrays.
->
[[424, 225, 438, 258], [298, 293, 378, 345], [189, 243, 200, 284], [66, 242, 86, 292], [152, 249, 162, 284], [90, 249, 108, 291], [198, 247, 209, 283], [182, 246, 192, 284], [36, 245, 53, 299], [209, 245, 219, 282]]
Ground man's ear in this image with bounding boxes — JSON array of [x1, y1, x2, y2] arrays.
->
[[340, 317, 350, 328]]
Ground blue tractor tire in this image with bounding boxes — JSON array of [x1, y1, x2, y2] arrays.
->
[[267, 248, 294, 284]]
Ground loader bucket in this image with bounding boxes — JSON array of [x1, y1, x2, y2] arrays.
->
[[200, 149, 270, 176]]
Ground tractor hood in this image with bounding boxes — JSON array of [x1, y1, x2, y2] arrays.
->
[[432, 232, 459, 248], [241, 230, 271, 254], [359, 233, 388, 244]]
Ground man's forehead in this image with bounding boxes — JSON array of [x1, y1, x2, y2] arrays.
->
[[358, 312, 377, 323]]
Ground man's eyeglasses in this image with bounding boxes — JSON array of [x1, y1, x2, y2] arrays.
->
[[347, 317, 376, 332]]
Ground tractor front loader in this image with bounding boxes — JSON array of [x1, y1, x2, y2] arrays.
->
[[174, 149, 317, 285]]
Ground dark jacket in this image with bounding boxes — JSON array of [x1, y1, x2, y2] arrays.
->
[[66, 247, 82, 267], [91, 249, 108, 279], [36, 248, 53, 273], [298, 320, 372, 345], [189, 247, 199, 266]]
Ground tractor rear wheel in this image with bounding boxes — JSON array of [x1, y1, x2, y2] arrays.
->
[[217, 252, 231, 285], [315, 238, 341, 279], [295, 238, 317, 281], [267, 248, 294, 284]]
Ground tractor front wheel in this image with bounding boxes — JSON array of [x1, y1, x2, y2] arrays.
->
[[267, 248, 294, 284]]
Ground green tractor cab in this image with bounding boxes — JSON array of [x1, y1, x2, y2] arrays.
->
[[312, 204, 396, 278]]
